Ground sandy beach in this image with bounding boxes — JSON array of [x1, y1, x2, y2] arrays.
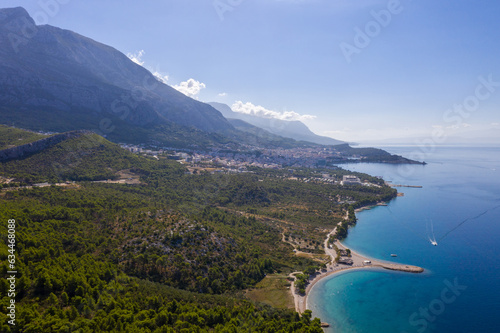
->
[[290, 229, 424, 314]]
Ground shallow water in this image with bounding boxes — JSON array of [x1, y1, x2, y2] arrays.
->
[[308, 146, 500, 333]]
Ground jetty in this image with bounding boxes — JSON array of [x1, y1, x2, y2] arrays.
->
[[388, 184, 423, 188], [385, 181, 422, 188], [380, 263, 424, 273], [334, 241, 424, 273]]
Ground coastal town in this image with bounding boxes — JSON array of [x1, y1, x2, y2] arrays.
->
[[119, 143, 364, 170], [118, 143, 388, 189]]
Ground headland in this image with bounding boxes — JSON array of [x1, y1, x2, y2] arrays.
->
[[290, 229, 424, 314]]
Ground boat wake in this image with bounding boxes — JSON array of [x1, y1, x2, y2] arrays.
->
[[438, 203, 500, 243], [427, 220, 438, 246]]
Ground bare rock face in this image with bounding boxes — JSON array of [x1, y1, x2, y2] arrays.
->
[[0, 7, 233, 139]]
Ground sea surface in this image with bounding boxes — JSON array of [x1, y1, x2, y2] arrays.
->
[[308, 146, 500, 333]]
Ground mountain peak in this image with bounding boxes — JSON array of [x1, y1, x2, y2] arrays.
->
[[0, 7, 36, 33], [0, 6, 31, 18], [0, 7, 237, 146]]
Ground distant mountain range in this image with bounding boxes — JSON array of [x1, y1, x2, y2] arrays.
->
[[0, 7, 240, 147], [0, 7, 326, 149], [208, 102, 344, 146]]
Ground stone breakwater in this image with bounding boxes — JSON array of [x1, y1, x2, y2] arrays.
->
[[377, 263, 424, 273], [291, 238, 425, 314], [0, 130, 92, 162]]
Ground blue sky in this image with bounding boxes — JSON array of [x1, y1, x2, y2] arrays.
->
[[4, 0, 500, 143]]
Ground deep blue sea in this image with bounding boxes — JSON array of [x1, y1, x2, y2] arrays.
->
[[308, 146, 500, 333]]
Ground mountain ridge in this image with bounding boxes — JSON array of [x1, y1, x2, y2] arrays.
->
[[208, 102, 344, 146], [0, 7, 241, 145], [0, 6, 425, 165]]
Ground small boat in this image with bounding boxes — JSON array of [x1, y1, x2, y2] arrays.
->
[[391, 254, 397, 257]]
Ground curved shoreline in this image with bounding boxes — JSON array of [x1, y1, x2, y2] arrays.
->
[[290, 231, 424, 314]]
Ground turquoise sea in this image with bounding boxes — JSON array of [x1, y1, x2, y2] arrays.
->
[[308, 146, 500, 333]]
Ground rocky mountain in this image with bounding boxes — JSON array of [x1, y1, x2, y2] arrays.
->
[[208, 102, 344, 146], [0, 7, 238, 146]]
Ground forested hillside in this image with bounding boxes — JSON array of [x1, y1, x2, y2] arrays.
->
[[0, 125, 48, 150], [0, 185, 324, 332], [0, 126, 397, 332]]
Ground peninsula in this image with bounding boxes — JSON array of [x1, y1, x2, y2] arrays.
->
[[290, 229, 424, 314]]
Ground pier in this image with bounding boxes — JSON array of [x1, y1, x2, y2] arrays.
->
[[379, 263, 424, 273], [334, 241, 424, 273], [388, 184, 423, 188]]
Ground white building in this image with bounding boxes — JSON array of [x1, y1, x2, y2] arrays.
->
[[342, 175, 361, 185]]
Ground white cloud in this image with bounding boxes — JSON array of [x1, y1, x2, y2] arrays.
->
[[231, 101, 316, 121], [491, 122, 499, 127], [127, 50, 169, 83], [153, 71, 169, 83], [218, 92, 227, 97], [127, 50, 145, 66], [173, 79, 206, 98]]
